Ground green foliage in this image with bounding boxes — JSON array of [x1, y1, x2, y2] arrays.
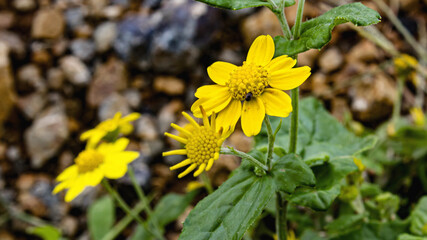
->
[[271, 153, 315, 193], [131, 191, 198, 240], [274, 3, 381, 56], [88, 196, 115, 240], [330, 220, 409, 240], [410, 197, 427, 236], [326, 214, 365, 236], [194, 0, 295, 11], [256, 98, 377, 166], [398, 234, 427, 240], [179, 168, 274, 240], [27, 225, 61, 240]]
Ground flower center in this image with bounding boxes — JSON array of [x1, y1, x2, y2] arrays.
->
[[226, 62, 269, 101], [75, 149, 105, 173], [186, 126, 221, 165]]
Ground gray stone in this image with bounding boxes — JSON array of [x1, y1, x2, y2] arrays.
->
[[25, 106, 69, 168], [94, 22, 117, 52], [123, 89, 141, 108], [70, 39, 95, 61], [136, 114, 158, 140], [98, 93, 130, 121], [12, 0, 36, 11], [60, 55, 91, 86], [17, 93, 47, 119]]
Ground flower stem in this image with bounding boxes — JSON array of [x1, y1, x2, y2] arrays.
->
[[200, 172, 214, 194], [101, 180, 164, 240], [277, 8, 293, 40], [264, 116, 275, 169], [220, 147, 268, 172], [289, 88, 299, 153], [293, 0, 305, 39], [127, 167, 153, 215], [276, 192, 288, 240]]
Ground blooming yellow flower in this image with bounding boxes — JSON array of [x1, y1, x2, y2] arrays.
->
[[394, 54, 418, 73], [163, 107, 231, 178], [191, 35, 311, 136], [81, 112, 140, 147], [53, 138, 139, 202], [410, 107, 425, 127]]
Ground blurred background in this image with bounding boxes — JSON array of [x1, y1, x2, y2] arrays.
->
[[0, 0, 426, 239]]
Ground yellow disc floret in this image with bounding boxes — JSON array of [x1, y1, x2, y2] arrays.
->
[[75, 149, 104, 173], [226, 62, 269, 101], [186, 126, 221, 166]]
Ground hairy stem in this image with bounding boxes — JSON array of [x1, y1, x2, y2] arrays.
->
[[293, 0, 305, 39], [264, 116, 275, 169], [200, 172, 214, 194], [220, 147, 268, 172], [276, 192, 288, 240], [289, 88, 299, 153]]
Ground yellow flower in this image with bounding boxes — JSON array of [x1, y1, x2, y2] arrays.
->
[[191, 35, 311, 136], [186, 181, 205, 192], [353, 157, 365, 171], [394, 54, 418, 73], [53, 138, 139, 202], [163, 107, 231, 178], [81, 112, 140, 147], [410, 107, 425, 126]]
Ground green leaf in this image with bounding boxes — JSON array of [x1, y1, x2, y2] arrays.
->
[[256, 98, 377, 166], [410, 197, 427, 236], [195, 0, 295, 10], [179, 168, 274, 240], [326, 214, 365, 236], [88, 196, 115, 240], [398, 234, 427, 240], [27, 225, 61, 240], [152, 191, 198, 227], [331, 220, 409, 240], [287, 157, 358, 210], [271, 153, 315, 193], [274, 3, 381, 56]]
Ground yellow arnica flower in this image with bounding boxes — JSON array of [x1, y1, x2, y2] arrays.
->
[[81, 112, 140, 147], [191, 35, 311, 136], [410, 107, 425, 127], [394, 54, 418, 73], [163, 107, 231, 178], [53, 138, 139, 202]]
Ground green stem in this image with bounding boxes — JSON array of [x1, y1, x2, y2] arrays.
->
[[264, 116, 275, 169], [127, 167, 153, 215], [275, 192, 288, 240], [289, 88, 299, 153], [102, 200, 147, 240], [293, 0, 305, 39], [276, 8, 293, 40], [200, 172, 214, 194], [392, 76, 404, 123], [220, 147, 268, 172]]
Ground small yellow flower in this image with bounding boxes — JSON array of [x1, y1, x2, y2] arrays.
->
[[191, 35, 311, 136], [163, 107, 231, 178], [353, 157, 365, 171], [81, 112, 140, 147], [53, 138, 139, 202], [410, 107, 425, 127], [186, 181, 205, 192], [394, 54, 418, 73]]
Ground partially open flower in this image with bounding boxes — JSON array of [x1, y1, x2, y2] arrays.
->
[[163, 107, 232, 178], [410, 107, 425, 127], [53, 138, 139, 202], [394, 54, 418, 75]]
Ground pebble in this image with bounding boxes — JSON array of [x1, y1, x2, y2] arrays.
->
[[17, 92, 47, 119], [12, 0, 36, 11], [0, 30, 26, 58], [123, 89, 142, 109], [347, 40, 380, 63], [154, 76, 185, 95], [94, 22, 117, 52], [70, 39, 95, 61], [60, 56, 91, 86], [87, 58, 127, 107], [240, 8, 282, 46], [0, 42, 15, 126], [98, 93, 131, 121], [24, 106, 69, 168], [47, 68, 65, 90], [311, 73, 332, 98], [158, 100, 184, 133], [0, 11, 15, 29], [32, 8, 65, 39], [318, 47, 344, 73], [118, 160, 151, 187], [60, 216, 79, 237], [136, 114, 158, 140], [17, 64, 46, 92]]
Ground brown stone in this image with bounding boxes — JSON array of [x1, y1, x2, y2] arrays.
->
[[0, 42, 15, 131], [241, 8, 282, 46], [154, 76, 185, 96], [311, 73, 332, 98], [18, 192, 47, 217], [298, 49, 320, 67], [87, 58, 127, 107], [0, 11, 15, 29], [319, 47, 344, 73], [32, 8, 65, 39], [347, 40, 380, 63]]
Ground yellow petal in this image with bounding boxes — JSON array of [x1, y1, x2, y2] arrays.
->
[[171, 123, 192, 137], [80, 129, 95, 140], [85, 169, 104, 187], [191, 88, 232, 118], [241, 97, 265, 137], [215, 100, 242, 133], [170, 159, 192, 170], [52, 181, 69, 194], [103, 162, 128, 179], [269, 66, 311, 90], [163, 149, 187, 157], [97, 138, 130, 154], [265, 55, 296, 72], [56, 165, 79, 181], [121, 112, 141, 122], [165, 132, 188, 144], [182, 112, 200, 129], [178, 164, 198, 178], [206, 158, 214, 171], [193, 163, 206, 177], [246, 35, 275, 66], [64, 176, 86, 202], [195, 85, 227, 99], [207, 61, 237, 86], [260, 89, 292, 117], [105, 151, 139, 164]]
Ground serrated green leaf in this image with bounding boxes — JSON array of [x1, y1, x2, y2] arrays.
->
[[179, 169, 274, 240], [410, 197, 427, 236], [331, 220, 409, 240], [271, 153, 315, 193], [398, 234, 427, 240], [288, 184, 341, 211], [88, 196, 115, 240], [195, 0, 295, 10], [27, 225, 61, 240], [274, 3, 381, 56], [255, 97, 377, 166]]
